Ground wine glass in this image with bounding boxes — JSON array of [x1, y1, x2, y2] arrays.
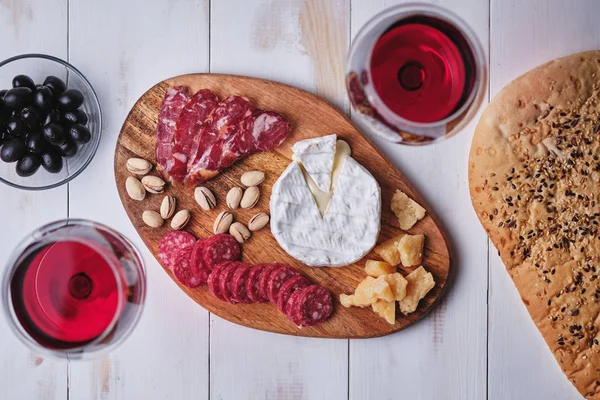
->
[[2, 219, 146, 359], [346, 3, 487, 145]]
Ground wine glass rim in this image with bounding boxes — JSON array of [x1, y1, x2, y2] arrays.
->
[[1, 219, 146, 359], [0, 53, 103, 191], [349, 2, 487, 134]]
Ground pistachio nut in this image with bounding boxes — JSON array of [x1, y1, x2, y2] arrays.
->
[[171, 210, 191, 230], [160, 195, 176, 219], [126, 157, 153, 175], [214, 211, 234, 234], [229, 222, 251, 243], [226, 187, 243, 210], [142, 210, 163, 228], [141, 175, 166, 194], [194, 186, 216, 210], [240, 170, 265, 187], [125, 176, 146, 201], [240, 186, 260, 209], [248, 213, 270, 232]]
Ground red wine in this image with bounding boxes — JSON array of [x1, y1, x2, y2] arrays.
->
[[370, 16, 476, 123], [10, 240, 126, 349]]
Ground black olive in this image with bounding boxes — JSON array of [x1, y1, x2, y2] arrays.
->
[[62, 109, 88, 125], [16, 153, 41, 177], [0, 138, 26, 162], [43, 76, 66, 96], [57, 139, 77, 157], [20, 107, 41, 127], [25, 131, 49, 155], [42, 122, 66, 146], [68, 123, 91, 144], [33, 86, 54, 111], [41, 150, 63, 173], [43, 109, 61, 126], [12, 75, 36, 90], [57, 89, 84, 110], [6, 117, 25, 137], [3, 87, 32, 110]]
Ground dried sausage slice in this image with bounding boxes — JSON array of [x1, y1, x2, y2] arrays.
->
[[267, 265, 300, 304], [276, 275, 310, 314], [202, 234, 241, 270], [190, 239, 211, 284], [231, 264, 253, 304], [245, 265, 268, 303], [207, 262, 230, 301], [157, 231, 196, 271], [173, 247, 203, 288], [219, 262, 244, 304], [289, 285, 333, 327]]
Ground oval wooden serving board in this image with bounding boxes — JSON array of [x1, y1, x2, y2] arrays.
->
[[115, 74, 451, 338]]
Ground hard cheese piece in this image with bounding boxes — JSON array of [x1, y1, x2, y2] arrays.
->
[[291, 134, 337, 192], [371, 275, 394, 302], [374, 234, 406, 266], [365, 260, 396, 277], [352, 276, 377, 306], [391, 189, 426, 230], [398, 234, 425, 267], [340, 293, 355, 308], [372, 299, 396, 325], [384, 272, 408, 301], [399, 266, 435, 315]]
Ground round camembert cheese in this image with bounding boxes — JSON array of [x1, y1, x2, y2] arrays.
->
[[270, 134, 381, 267]]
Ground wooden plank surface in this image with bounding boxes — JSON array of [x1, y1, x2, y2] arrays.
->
[[0, 1, 68, 399], [347, 1, 489, 399], [488, 1, 600, 399], [2, 0, 598, 399], [66, 1, 211, 399]]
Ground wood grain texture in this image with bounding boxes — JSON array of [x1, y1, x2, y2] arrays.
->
[[114, 73, 451, 338], [0, 1, 68, 399], [349, 1, 489, 399], [67, 1, 210, 399]]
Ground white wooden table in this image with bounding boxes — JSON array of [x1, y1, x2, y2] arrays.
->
[[1, 0, 599, 399]]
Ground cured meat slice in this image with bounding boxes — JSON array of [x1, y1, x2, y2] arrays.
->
[[202, 234, 241, 270], [155, 86, 191, 181], [257, 263, 280, 303], [169, 89, 219, 182], [185, 97, 291, 187], [190, 239, 211, 284], [289, 285, 333, 327], [185, 96, 253, 185], [173, 247, 203, 288], [231, 264, 252, 304], [267, 265, 300, 304], [157, 231, 196, 271], [219, 262, 244, 304], [208, 262, 230, 301], [245, 265, 269, 303], [276, 275, 310, 314]]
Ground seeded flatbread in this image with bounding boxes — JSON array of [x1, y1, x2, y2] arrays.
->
[[469, 50, 600, 399]]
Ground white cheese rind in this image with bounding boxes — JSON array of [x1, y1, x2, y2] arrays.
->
[[291, 134, 337, 192], [270, 156, 381, 267]]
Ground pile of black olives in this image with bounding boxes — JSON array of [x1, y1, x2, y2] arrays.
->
[[0, 74, 91, 177]]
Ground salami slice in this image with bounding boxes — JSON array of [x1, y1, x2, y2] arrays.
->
[[157, 231, 196, 271], [173, 247, 203, 288], [245, 265, 268, 303], [202, 234, 241, 270], [231, 264, 252, 304], [190, 239, 211, 284], [267, 265, 300, 304], [289, 285, 333, 327], [155, 86, 191, 181], [276, 275, 310, 314], [256, 264, 279, 303], [207, 262, 230, 301], [219, 262, 244, 304], [169, 89, 219, 181]]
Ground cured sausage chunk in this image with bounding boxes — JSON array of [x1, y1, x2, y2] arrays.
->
[[208, 262, 230, 301], [231, 264, 253, 304], [173, 247, 203, 288], [202, 234, 241, 270], [288, 285, 333, 327], [276, 275, 310, 314], [190, 239, 211, 284], [267, 265, 300, 304], [157, 231, 196, 271], [245, 265, 269, 303]]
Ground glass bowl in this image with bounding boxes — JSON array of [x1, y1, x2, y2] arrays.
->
[[0, 54, 102, 190]]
